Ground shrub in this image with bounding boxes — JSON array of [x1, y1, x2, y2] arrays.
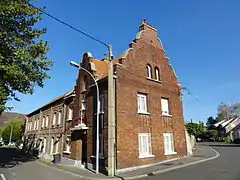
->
[[224, 137, 231, 143], [216, 137, 223, 142]]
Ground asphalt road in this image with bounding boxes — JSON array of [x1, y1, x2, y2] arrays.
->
[[1, 143, 240, 180], [140, 143, 240, 180], [0, 148, 80, 180]]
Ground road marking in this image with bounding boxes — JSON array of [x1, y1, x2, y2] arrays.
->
[[0, 174, 7, 180]]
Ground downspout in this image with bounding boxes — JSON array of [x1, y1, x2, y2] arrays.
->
[[48, 107, 52, 158], [61, 101, 67, 154]]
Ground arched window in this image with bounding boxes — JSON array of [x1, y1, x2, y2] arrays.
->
[[146, 64, 152, 78], [155, 67, 160, 81]]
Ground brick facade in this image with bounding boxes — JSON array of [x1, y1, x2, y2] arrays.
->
[[24, 19, 187, 173]]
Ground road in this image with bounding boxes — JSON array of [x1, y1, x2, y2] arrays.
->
[[1, 143, 240, 180], [0, 148, 80, 180], [140, 143, 240, 180]]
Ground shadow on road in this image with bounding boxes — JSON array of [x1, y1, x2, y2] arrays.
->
[[0, 147, 38, 168]]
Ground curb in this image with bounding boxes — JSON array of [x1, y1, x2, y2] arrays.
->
[[36, 146, 220, 180], [123, 146, 220, 180]]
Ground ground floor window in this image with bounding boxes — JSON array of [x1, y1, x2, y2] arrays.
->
[[163, 132, 175, 155], [66, 137, 71, 153], [50, 137, 54, 154], [138, 133, 153, 158]]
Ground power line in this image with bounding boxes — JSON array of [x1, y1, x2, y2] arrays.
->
[[27, 3, 108, 47]]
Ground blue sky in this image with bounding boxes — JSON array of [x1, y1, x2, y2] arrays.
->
[[7, 0, 240, 122]]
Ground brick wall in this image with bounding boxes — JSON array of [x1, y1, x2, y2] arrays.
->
[[115, 21, 186, 169]]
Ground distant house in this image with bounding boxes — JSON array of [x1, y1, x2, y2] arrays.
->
[[213, 116, 240, 140]]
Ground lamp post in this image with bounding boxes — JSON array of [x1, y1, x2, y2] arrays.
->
[[9, 125, 13, 145], [70, 61, 100, 174]]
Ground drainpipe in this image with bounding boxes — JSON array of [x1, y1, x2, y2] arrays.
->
[[61, 102, 67, 154]]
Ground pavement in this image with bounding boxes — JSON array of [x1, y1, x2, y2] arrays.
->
[[1, 143, 238, 180]]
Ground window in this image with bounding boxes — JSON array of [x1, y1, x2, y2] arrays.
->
[[46, 116, 49, 127], [53, 113, 56, 125], [30, 121, 32, 130], [138, 133, 153, 158], [43, 137, 46, 153], [81, 102, 86, 111], [146, 64, 152, 78], [58, 111, 61, 124], [137, 93, 148, 113], [55, 138, 59, 152], [66, 137, 71, 153], [155, 67, 160, 81], [42, 117, 45, 128], [163, 132, 176, 155], [37, 119, 39, 130], [33, 120, 36, 130], [68, 107, 73, 120], [100, 94, 104, 113], [161, 98, 170, 116], [50, 137, 54, 154], [83, 76, 87, 91]]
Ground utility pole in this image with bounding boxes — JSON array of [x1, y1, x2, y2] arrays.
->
[[107, 45, 116, 176]]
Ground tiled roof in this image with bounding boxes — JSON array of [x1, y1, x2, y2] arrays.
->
[[27, 89, 74, 116]]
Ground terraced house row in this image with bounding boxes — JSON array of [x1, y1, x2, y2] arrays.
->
[[24, 19, 187, 174]]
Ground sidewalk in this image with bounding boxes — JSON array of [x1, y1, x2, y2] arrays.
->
[[36, 145, 219, 180]]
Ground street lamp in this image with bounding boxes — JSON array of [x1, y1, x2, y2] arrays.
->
[[70, 61, 100, 174], [8, 125, 13, 145]]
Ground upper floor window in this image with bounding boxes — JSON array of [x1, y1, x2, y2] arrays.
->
[[146, 64, 152, 78], [42, 117, 45, 128], [155, 67, 160, 81], [53, 113, 56, 125], [68, 107, 73, 120], [161, 98, 171, 116], [46, 115, 49, 127], [58, 111, 62, 124], [83, 76, 87, 91], [137, 93, 148, 114]]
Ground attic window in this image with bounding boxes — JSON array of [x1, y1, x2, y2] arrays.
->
[[146, 64, 152, 78]]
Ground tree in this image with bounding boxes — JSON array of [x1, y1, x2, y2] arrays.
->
[[185, 122, 205, 137], [2, 118, 23, 143], [206, 116, 218, 130], [0, 0, 52, 114]]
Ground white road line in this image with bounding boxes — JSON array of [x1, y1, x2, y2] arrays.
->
[[0, 174, 7, 180]]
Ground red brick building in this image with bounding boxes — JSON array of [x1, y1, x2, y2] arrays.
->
[[70, 19, 187, 172]]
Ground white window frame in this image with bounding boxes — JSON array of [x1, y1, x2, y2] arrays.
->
[[53, 113, 56, 125], [137, 93, 148, 114], [43, 137, 46, 153], [138, 133, 154, 158], [37, 119, 39, 130], [147, 64, 152, 78], [81, 102, 86, 111], [161, 98, 171, 116], [55, 138, 59, 153], [42, 117, 45, 128], [68, 107, 73, 120], [64, 137, 71, 154], [163, 132, 176, 155], [46, 116, 49, 127], [50, 137, 54, 154], [58, 111, 61, 125], [155, 67, 160, 81]]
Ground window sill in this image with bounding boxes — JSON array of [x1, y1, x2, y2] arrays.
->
[[164, 152, 177, 156], [146, 77, 162, 84], [66, 119, 72, 122], [138, 154, 155, 159], [81, 89, 87, 93], [63, 151, 71, 154], [162, 114, 172, 117], [138, 112, 150, 115], [90, 155, 105, 159]]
